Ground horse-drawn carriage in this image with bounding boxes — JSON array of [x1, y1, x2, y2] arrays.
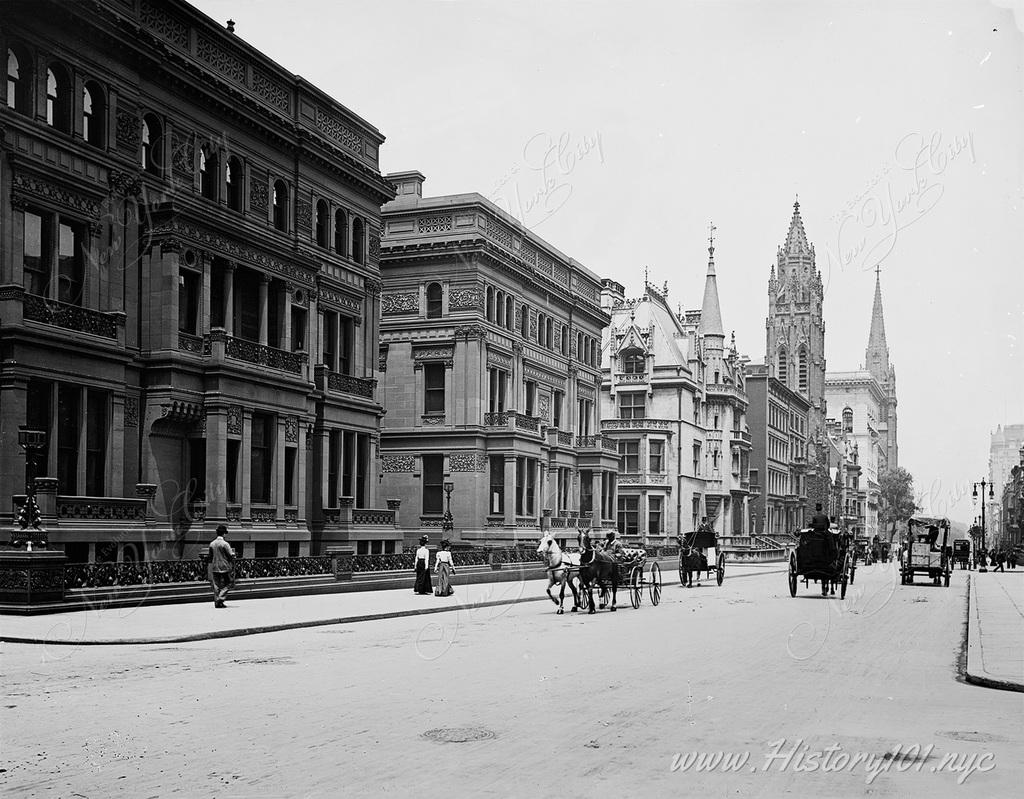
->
[[900, 516, 952, 587], [788, 527, 853, 598], [952, 539, 971, 570], [536, 531, 662, 613], [853, 536, 870, 565], [677, 528, 724, 587]]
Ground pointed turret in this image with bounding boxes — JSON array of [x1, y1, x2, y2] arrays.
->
[[781, 198, 810, 257], [866, 266, 890, 383], [698, 224, 724, 342]]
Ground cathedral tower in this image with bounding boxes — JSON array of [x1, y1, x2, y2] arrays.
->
[[865, 268, 898, 469], [766, 199, 827, 438]]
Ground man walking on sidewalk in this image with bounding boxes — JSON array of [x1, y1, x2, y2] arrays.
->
[[208, 525, 236, 608]]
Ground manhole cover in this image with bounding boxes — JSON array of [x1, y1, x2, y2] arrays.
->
[[422, 727, 496, 743]]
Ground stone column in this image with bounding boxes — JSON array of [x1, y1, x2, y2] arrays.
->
[[240, 408, 252, 519], [274, 415, 287, 512], [503, 454, 516, 526], [223, 263, 235, 335], [200, 252, 212, 335], [591, 470, 602, 528], [110, 394, 125, 496], [258, 274, 270, 346], [205, 407, 228, 520], [297, 423, 309, 523], [280, 287, 292, 352]]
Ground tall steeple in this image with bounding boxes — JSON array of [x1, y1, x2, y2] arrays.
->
[[782, 197, 811, 257], [699, 222, 724, 341], [866, 266, 890, 383]]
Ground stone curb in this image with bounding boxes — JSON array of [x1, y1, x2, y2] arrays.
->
[[0, 567, 787, 647], [964, 573, 1024, 693]]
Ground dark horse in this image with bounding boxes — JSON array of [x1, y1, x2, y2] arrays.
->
[[679, 545, 708, 587], [577, 531, 618, 613]]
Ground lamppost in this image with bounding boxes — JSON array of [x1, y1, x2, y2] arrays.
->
[[973, 479, 994, 572], [441, 481, 454, 536], [13, 427, 48, 550]]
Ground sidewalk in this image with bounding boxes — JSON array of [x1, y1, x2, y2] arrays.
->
[[0, 563, 785, 646], [966, 571, 1024, 692]]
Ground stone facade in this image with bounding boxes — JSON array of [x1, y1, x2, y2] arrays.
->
[[0, 0, 396, 561], [378, 172, 618, 546], [990, 424, 1024, 548]]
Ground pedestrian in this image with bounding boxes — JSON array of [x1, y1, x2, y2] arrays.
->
[[993, 550, 1005, 572], [1009, 551, 1018, 570], [434, 539, 455, 597], [413, 535, 432, 595], [208, 524, 236, 608]]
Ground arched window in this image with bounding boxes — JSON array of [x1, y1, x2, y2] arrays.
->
[[577, 332, 583, 361], [315, 199, 329, 246], [273, 180, 289, 231], [83, 81, 105, 146], [536, 313, 544, 344], [842, 407, 854, 433], [545, 318, 553, 348], [352, 218, 364, 263], [226, 157, 243, 211], [560, 325, 568, 354], [776, 348, 788, 385], [798, 346, 808, 393], [141, 114, 162, 174], [622, 350, 645, 374], [46, 64, 71, 132], [426, 282, 443, 319], [495, 291, 505, 327], [334, 210, 348, 256], [199, 147, 217, 199], [7, 47, 31, 114], [486, 287, 494, 322], [505, 296, 514, 330], [520, 304, 529, 338]]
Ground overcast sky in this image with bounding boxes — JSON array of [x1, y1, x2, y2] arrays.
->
[[190, 0, 1023, 525]]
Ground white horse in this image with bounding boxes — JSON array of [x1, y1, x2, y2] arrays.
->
[[536, 534, 581, 614]]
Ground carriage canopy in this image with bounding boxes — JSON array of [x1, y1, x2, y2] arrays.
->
[[680, 529, 717, 549]]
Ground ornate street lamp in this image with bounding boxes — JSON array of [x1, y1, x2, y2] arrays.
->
[[13, 427, 48, 550], [972, 479, 994, 572], [442, 481, 454, 535]]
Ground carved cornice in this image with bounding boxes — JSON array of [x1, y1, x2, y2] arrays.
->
[[12, 173, 101, 219]]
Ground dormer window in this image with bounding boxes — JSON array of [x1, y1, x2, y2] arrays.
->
[[621, 351, 645, 374]]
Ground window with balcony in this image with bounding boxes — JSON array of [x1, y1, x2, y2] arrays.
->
[[22, 209, 87, 306], [648, 496, 663, 537], [291, 307, 307, 352], [250, 413, 274, 504], [426, 282, 443, 318], [515, 457, 537, 516], [83, 81, 105, 147], [488, 368, 508, 413], [422, 454, 444, 515], [524, 380, 536, 416], [424, 363, 445, 414], [552, 390, 564, 429], [649, 439, 664, 473], [577, 398, 593, 436], [618, 439, 640, 472], [579, 469, 593, 514], [618, 392, 645, 420], [617, 496, 638, 537], [322, 311, 337, 371], [178, 269, 200, 334], [338, 316, 353, 376], [489, 455, 504, 514]]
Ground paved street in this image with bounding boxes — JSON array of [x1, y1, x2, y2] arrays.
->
[[2, 564, 1021, 798]]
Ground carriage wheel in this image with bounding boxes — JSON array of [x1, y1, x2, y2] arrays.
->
[[629, 565, 642, 609], [716, 552, 725, 586], [788, 553, 798, 597], [578, 584, 591, 610], [649, 562, 662, 606]]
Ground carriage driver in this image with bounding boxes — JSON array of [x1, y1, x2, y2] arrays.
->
[[603, 530, 625, 560]]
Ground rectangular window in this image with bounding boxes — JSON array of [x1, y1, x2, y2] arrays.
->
[[267, 285, 281, 348], [284, 447, 296, 506], [323, 312, 337, 370], [57, 385, 79, 495], [750, 468, 759, 487], [424, 363, 445, 414], [692, 443, 701, 476], [210, 263, 225, 329], [291, 307, 306, 352], [23, 210, 49, 296], [250, 413, 274, 503], [648, 496, 663, 537], [692, 497, 700, 529], [618, 439, 639, 472], [619, 392, 645, 420], [617, 496, 639, 537], [26, 379, 53, 482], [85, 389, 107, 496], [489, 455, 504, 514], [339, 316, 353, 376], [226, 439, 240, 503], [178, 270, 200, 334], [579, 469, 593, 514], [552, 390, 564, 428], [516, 456, 527, 515], [524, 380, 536, 416], [649, 440, 664, 473], [422, 454, 444, 515], [342, 430, 355, 498], [236, 270, 260, 342], [356, 433, 368, 507], [488, 368, 508, 414], [57, 221, 84, 306], [526, 458, 537, 515], [188, 439, 206, 504]]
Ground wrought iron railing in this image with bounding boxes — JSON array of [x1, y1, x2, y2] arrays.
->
[[23, 293, 119, 339], [63, 556, 336, 589], [178, 332, 204, 353], [513, 413, 539, 432], [576, 435, 596, 447], [224, 335, 306, 374], [327, 372, 376, 398], [351, 509, 396, 525], [557, 430, 573, 445]]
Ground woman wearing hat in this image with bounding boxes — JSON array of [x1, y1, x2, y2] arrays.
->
[[413, 535, 432, 595], [434, 539, 455, 597]]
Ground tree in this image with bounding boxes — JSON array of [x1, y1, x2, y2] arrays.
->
[[879, 467, 919, 541]]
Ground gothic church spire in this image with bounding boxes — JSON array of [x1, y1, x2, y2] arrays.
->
[[866, 266, 890, 382]]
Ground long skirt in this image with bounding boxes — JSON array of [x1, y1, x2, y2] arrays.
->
[[435, 562, 454, 596], [414, 559, 432, 594]]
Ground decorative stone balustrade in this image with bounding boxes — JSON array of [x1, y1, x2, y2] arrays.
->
[[23, 293, 119, 339], [57, 496, 147, 521], [222, 334, 306, 374], [178, 332, 204, 353], [601, 418, 674, 431], [327, 372, 376, 398]]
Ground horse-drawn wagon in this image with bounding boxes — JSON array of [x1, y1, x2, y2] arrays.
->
[[900, 516, 951, 587], [677, 528, 724, 587], [788, 527, 852, 598]]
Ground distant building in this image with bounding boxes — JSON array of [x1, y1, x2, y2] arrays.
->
[[1, 0, 396, 561], [599, 233, 750, 543], [378, 172, 617, 546], [744, 363, 811, 536], [997, 444, 1024, 550], [990, 424, 1024, 548], [825, 419, 866, 537]]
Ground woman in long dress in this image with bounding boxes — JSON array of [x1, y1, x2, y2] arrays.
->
[[434, 540, 455, 596], [413, 535, 432, 595]]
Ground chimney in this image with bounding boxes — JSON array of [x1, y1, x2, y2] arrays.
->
[[384, 171, 425, 207]]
